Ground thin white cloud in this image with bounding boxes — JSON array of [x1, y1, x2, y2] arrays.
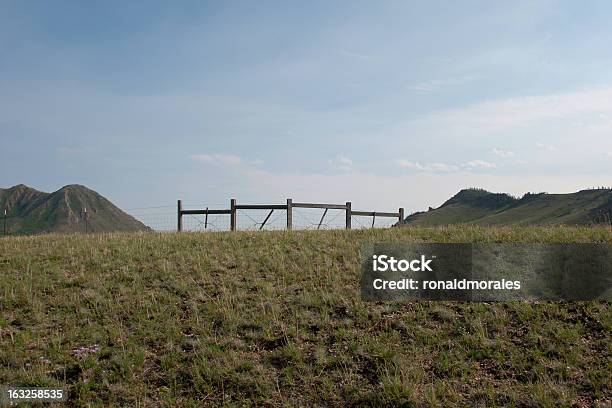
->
[[338, 50, 373, 60], [535, 142, 557, 152], [491, 148, 515, 158], [398, 159, 495, 172], [329, 154, 353, 171], [190, 154, 242, 166], [404, 86, 612, 134], [251, 159, 264, 166], [461, 159, 496, 169], [397, 160, 458, 172], [382, 87, 612, 173], [405, 75, 477, 93]]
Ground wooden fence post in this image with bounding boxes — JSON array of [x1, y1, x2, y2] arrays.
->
[[345, 201, 351, 229], [177, 200, 182, 232], [286, 198, 292, 230], [230, 199, 236, 231], [398, 208, 404, 225]]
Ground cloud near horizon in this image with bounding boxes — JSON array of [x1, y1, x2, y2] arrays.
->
[[491, 148, 515, 158], [328, 154, 353, 172], [397, 159, 496, 173], [190, 154, 242, 166]]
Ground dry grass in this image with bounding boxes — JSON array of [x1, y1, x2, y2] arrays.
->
[[0, 226, 610, 406]]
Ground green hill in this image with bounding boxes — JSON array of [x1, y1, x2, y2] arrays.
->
[[403, 188, 612, 226], [0, 184, 150, 234]]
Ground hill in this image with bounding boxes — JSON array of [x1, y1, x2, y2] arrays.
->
[[0, 184, 150, 234], [0, 227, 610, 406], [403, 188, 612, 226]]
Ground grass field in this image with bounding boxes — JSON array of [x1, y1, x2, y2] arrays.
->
[[1, 226, 611, 407]]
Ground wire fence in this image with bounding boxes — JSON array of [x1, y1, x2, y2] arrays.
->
[[170, 208, 397, 232], [130, 200, 400, 232], [0, 200, 402, 236], [176, 199, 403, 232]]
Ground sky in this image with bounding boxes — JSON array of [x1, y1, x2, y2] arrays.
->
[[1, 0, 612, 217]]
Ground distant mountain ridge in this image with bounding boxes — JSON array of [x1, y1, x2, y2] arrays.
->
[[0, 184, 150, 235], [403, 188, 612, 226]]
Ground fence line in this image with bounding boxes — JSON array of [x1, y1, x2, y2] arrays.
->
[[0, 200, 404, 236], [177, 198, 404, 232]]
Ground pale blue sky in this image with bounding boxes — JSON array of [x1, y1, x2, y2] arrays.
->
[[1, 0, 612, 214]]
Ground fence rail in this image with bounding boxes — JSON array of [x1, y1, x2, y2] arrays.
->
[[177, 198, 404, 232]]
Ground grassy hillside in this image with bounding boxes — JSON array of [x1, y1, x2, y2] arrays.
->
[[1, 227, 611, 406], [0, 184, 150, 235], [404, 188, 612, 227]]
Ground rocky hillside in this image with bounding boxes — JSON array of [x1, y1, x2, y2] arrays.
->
[[0, 184, 150, 235]]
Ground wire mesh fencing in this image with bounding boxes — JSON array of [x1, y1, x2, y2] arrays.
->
[[127, 205, 177, 232], [235, 209, 288, 231], [183, 213, 230, 232], [291, 207, 346, 230], [351, 213, 398, 229], [176, 199, 404, 232], [173, 208, 397, 232]]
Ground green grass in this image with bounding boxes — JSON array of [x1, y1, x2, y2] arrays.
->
[[1, 226, 611, 407]]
